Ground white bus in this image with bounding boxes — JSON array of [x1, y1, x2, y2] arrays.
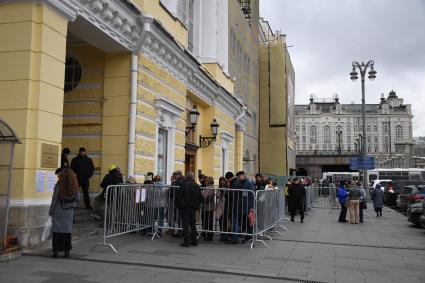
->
[[323, 172, 360, 184], [366, 168, 425, 185]]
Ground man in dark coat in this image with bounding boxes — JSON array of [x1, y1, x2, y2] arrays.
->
[[237, 171, 255, 243], [225, 171, 243, 244], [169, 171, 185, 238], [70, 147, 94, 209], [255, 173, 265, 191], [92, 164, 123, 219], [176, 172, 201, 247], [287, 178, 306, 223]]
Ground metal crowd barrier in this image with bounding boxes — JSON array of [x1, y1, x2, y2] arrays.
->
[[307, 186, 339, 209], [93, 184, 289, 253]]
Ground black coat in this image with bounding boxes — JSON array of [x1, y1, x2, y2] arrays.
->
[[100, 169, 124, 196], [288, 183, 306, 202], [226, 177, 243, 214], [176, 178, 202, 210], [61, 154, 69, 168], [287, 183, 305, 212], [70, 155, 94, 186]]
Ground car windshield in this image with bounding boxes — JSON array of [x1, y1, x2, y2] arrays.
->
[[403, 187, 413, 194]]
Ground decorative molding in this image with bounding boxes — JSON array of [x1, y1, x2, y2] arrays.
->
[[220, 131, 234, 150], [154, 98, 184, 129], [72, 0, 144, 50], [139, 19, 245, 123], [26, 0, 247, 127]]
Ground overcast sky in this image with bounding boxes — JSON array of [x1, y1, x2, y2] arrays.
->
[[260, 0, 425, 136]]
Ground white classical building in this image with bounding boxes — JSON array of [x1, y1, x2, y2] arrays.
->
[[295, 91, 414, 168]]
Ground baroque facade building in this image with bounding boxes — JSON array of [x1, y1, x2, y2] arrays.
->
[[294, 91, 414, 171], [0, 0, 260, 247]]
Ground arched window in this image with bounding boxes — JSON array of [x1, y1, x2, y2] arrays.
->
[[396, 125, 403, 139], [310, 126, 317, 143], [324, 125, 330, 143], [64, 56, 82, 92]]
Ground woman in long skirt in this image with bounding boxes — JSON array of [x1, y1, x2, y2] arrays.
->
[[48, 168, 80, 258]]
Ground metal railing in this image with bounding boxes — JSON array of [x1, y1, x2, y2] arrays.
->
[[305, 186, 339, 209], [93, 185, 289, 253]]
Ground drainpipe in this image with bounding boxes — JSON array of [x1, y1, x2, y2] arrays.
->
[[127, 16, 153, 178], [127, 54, 138, 178]]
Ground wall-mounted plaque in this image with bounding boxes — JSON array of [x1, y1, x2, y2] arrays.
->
[[41, 143, 58, 168]]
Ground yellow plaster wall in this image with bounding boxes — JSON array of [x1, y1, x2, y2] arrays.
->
[[132, 0, 188, 48], [102, 53, 131, 177], [0, 2, 67, 200], [201, 63, 234, 95]]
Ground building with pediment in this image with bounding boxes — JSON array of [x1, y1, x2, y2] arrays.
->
[[294, 91, 414, 177]]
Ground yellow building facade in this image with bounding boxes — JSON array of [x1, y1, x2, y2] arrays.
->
[[0, 0, 249, 247], [258, 18, 296, 176]]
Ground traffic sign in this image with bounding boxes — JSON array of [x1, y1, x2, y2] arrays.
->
[[349, 156, 375, 170]]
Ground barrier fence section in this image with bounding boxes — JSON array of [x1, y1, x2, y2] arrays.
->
[[93, 185, 289, 253], [307, 186, 339, 209]]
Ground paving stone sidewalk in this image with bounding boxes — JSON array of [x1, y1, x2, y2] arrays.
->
[[1, 206, 424, 283]]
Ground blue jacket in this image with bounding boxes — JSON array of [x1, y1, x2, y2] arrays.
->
[[336, 186, 348, 205]]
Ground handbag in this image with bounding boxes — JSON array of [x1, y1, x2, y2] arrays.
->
[[62, 196, 77, 209], [360, 200, 367, 209], [41, 217, 52, 241]]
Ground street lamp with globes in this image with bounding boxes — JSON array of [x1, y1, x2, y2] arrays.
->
[[350, 60, 377, 189]]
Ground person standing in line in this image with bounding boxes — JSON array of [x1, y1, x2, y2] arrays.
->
[[70, 147, 94, 209], [91, 164, 123, 219], [201, 176, 215, 241], [198, 174, 207, 187], [371, 184, 384, 217], [287, 178, 306, 223], [48, 168, 80, 258], [176, 172, 201, 247], [61, 148, 71, 168], [236, 171, 255, 244], [225, 171, 243, 244], [255, 173, 265, 191], [216, 177, 228, 242], [348, 182, 361, 224], [358, 181, 367, 223], [265, 179, 275, 190], [336, 181, 348, 223]]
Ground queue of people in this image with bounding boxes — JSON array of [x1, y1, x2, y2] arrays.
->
[[50, 148, 303, 256]]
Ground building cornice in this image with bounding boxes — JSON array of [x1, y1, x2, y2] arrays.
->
[[11, 0, 246, 126]]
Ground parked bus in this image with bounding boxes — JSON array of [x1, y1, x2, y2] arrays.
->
[[366, 168, 425, 184]]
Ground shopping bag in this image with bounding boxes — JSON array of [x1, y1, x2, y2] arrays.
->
[[41, 217, 52, 241], [248, 209, 255, 227]]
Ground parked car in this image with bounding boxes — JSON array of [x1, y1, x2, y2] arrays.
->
[[382, 181, 418, 206], [397, 186, 416, 210], [407, 185, 425, 206], [420, 201, 425, 228], [407, 202, 424, 227], [398, 185, 425, 210]]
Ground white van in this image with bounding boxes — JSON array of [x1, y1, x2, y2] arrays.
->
[[370, 179, 392, 191]]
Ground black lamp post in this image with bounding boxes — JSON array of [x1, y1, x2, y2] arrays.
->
[[200, 119, 220, 148], [185, 106, 200, 136]]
